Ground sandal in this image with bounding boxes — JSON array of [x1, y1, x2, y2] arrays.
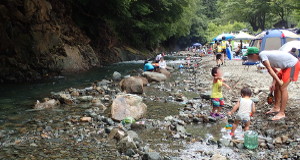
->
[[271, 115, 285, 121], [265, 109, 280, 115]]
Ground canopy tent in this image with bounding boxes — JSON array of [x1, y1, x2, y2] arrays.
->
[[250, 29, 300, 51], [213, 33, 234, 41], [192, 43, 202, 46], [233, 32, 255, 40], [279, 40, 300, 51], [279, 40, 300, 57]]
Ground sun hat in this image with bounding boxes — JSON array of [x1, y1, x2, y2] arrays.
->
[[244, 47, 259, 56]]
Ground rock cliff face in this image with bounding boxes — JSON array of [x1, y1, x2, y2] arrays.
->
[[0, 0, 146, 82]]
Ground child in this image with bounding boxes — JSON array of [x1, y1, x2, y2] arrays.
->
[[186, 54, 191, 67], [228, 87, 256, 136], [210, 67, 231, 118], [215, 42, 222, 67]]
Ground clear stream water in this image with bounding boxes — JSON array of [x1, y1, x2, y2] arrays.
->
[[0, 62, 144, 122]]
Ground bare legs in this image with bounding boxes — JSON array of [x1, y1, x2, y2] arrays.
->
[[268, 81, 290, 120], [231, 120, 251, 135]]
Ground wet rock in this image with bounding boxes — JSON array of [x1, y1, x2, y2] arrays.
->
[[97, 79, 111, 86], [157, 68, 171, 78], [265, 129, 275, 137], [111, 94, 147, 121], [119, 76, 148, 94], [260, 142, 267, 148], [108, 128, 126, 140], [211, 153, 226, 160], [34, 99, 60, 109], [102, 117, 115, 126], [176, 124, 186, 134], [274, 137, 283, 144], [92, 99, 107, 110], [70, 91, 80, 96], [142, 152, 161, 160], [127, 130, 140, 142], [142, 72, 167, 82], [77, 96, 93, 102], [52, 93, 74, 105], [118, 136, 137, 153], [208, 116, 217, 122], [113, 71, 122, 81], [281, 135, 289, 143], [174, 94, 187, 102], [267, 143, 275, 149], [220, 138, 231, 146], [125, 149, 136, 157], [80, 117, 92, 122], [200, 92, 211, 100]]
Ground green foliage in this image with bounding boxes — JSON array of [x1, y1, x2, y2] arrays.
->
[[71, 0, 299, 50], [205, 21, 248, 41]]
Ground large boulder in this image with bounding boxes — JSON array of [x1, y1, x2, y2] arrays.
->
[[111, 94, 147, 121], [157, 68, 171, 78], [142, 72, 167, 82], [119, 76, 148, 94]]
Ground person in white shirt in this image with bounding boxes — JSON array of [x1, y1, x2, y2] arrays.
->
[[159, 57, 167, 69], [228, 88, 256, 137], [155, 54, 162, 62]]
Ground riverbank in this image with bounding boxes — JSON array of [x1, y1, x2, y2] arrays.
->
[[1, 56, 300, 159]]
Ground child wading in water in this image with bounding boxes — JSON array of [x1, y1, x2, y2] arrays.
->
[[228, 88, 256, 136], [210, 67, 231, 118]]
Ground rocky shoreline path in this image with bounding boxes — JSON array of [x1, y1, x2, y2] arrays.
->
[[0, 56, 300, 160]]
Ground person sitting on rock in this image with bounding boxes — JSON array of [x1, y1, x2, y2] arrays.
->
[[144, 60, 154, 72], [245, 47, 300, 120], [159, 57, 167, 69], [210, 67, 231, 118], [228, 87, 256, 136]]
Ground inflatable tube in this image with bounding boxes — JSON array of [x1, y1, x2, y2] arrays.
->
[[226, 47, 233, 60]]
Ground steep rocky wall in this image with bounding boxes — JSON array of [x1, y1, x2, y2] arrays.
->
[[0, 0, 147, 83]]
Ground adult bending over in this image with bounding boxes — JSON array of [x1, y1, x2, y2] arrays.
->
[[245, 47, 300, 120]]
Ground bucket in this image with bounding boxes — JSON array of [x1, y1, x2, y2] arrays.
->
[[244, 130, 258, 149]]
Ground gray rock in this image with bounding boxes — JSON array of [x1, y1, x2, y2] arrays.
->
[[113, 71, 122, 81], [103, 117, 114, 126], [236, 143, 244, 149], [111, 94, 147, 121], [97, 79, 111, 86], [118, 136, 137, 153], [267, 143, 275, 150], [77, 96, 93, 102], [176, 124, 186, 134], [125, 149, 136, 157], [208, 116, 217, 122], [127, 130, 140, 142], [200, 91, 211, 100], [143, 152, 161, 160]]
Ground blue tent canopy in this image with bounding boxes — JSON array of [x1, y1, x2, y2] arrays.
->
[[250, 29, 300, 51], [193, 43, 202, 46], [213, 33, 235, 41]]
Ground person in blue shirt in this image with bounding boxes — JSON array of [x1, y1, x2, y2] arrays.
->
[[144, 60, 154, 71]]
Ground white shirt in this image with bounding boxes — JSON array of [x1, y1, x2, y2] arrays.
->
[[237, 98, 253, 116], [155, 54, 162, 61], [259, 51, 298, 69], [159, 60, 167, 69]]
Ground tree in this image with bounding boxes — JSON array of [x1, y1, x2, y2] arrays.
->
[[218, 0, 271, 31]]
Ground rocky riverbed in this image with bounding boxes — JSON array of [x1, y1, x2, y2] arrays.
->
[[1, 56, 300, 160]]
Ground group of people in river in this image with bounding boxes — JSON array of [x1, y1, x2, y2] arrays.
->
[[143, 53, 167, 72], [209, 45, 300, 136]]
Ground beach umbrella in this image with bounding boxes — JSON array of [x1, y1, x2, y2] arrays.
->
[[233, 32, 255, 40], [213, 33, 234, 41], [193, 43, 202, 46], [279, 40, 300, 52]]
